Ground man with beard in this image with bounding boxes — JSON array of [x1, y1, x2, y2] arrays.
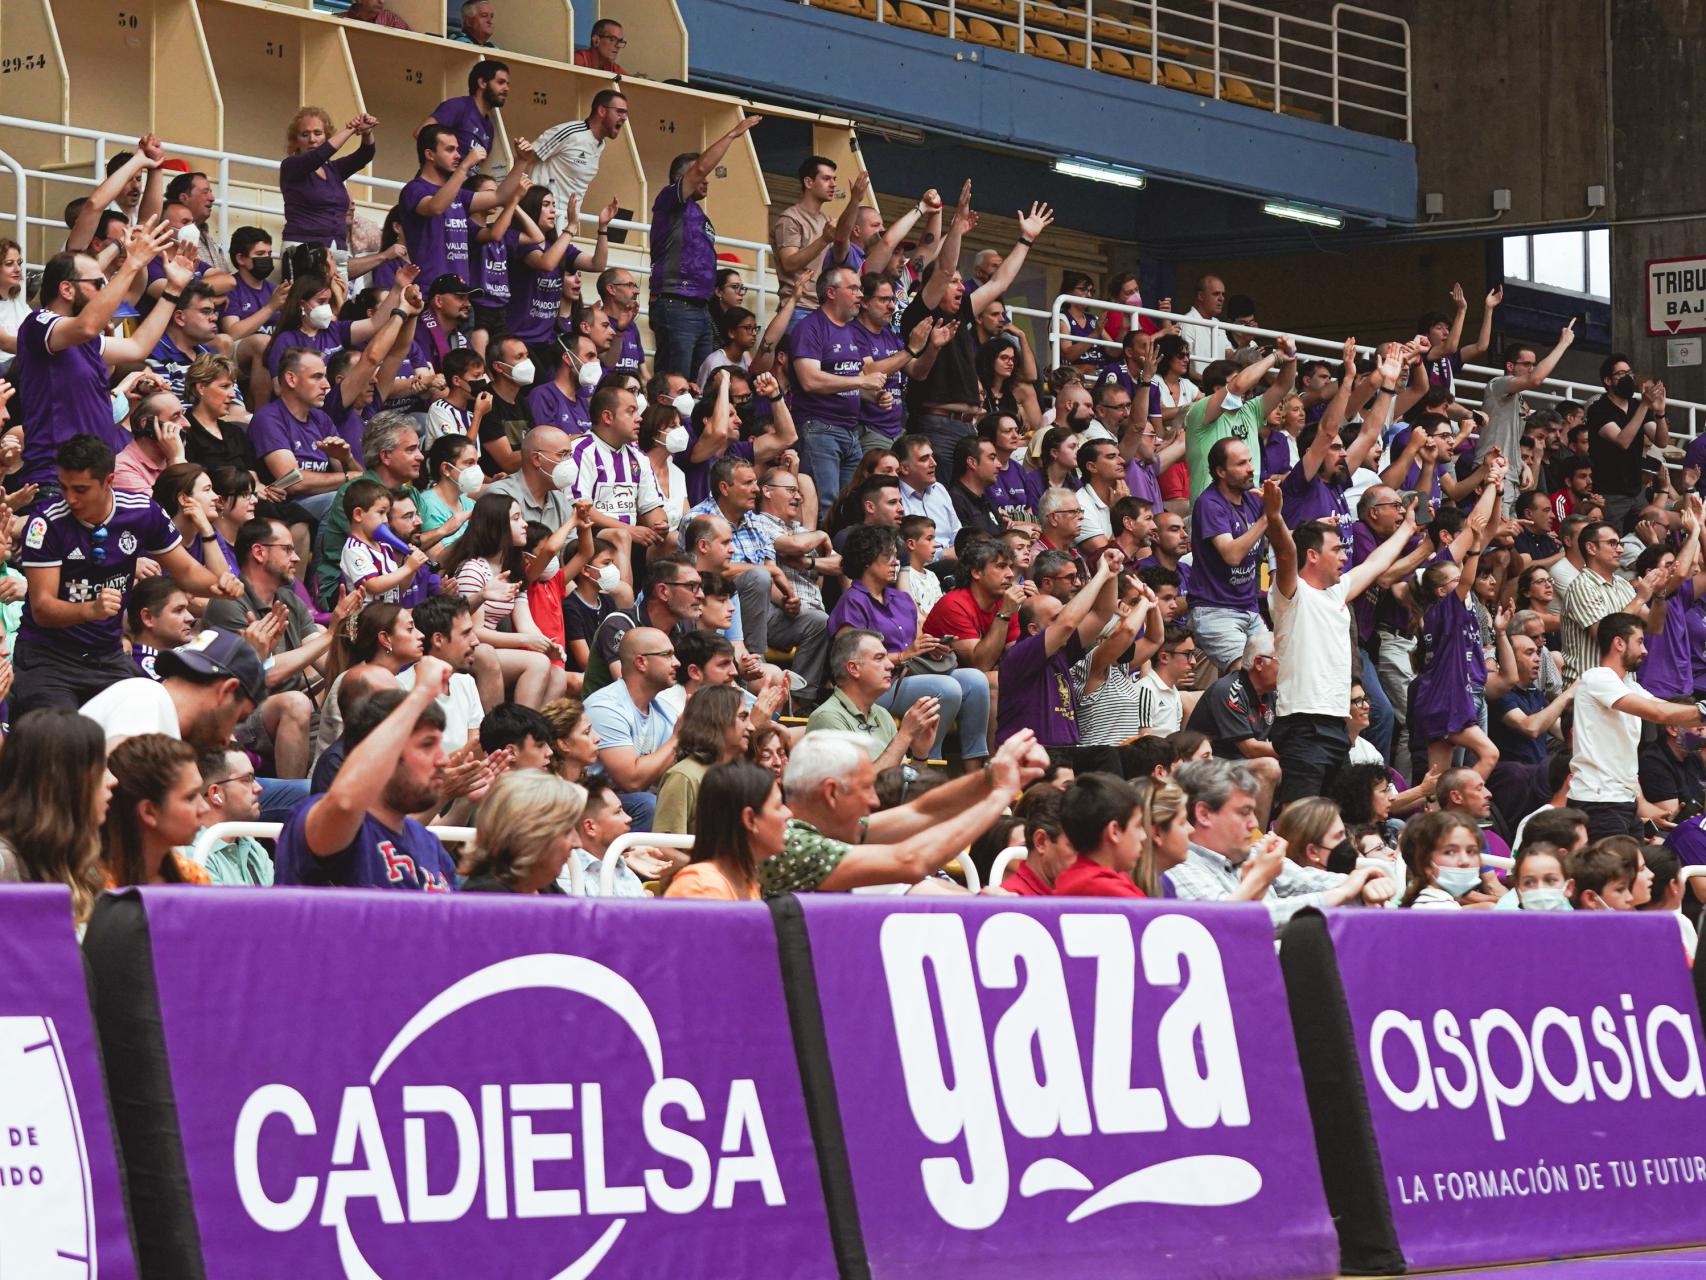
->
[[1188, 437, 1268, 673], [1568, 612, 1706, 841], [1280, 337, 1388, 543], [419, 60, 509, 170], [80, 626, 265, 753], [275, 660, 464, 889]]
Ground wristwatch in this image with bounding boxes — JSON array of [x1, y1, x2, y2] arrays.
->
[[996, 610, 1014, 621]]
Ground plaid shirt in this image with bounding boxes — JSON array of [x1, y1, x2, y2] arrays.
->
[[1165, 842, 1346, 936], [684, 497, 775, 565], [1560, 566, 1635, 682]]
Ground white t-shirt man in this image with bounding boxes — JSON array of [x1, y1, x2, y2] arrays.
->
[[531, 119, 605, 207], [396, 663, 485, 754], [1177, 308, 1230, 375], [1569, 665, 1644, 805], [1134, 669, 1182, 735], [80, 677, 180, 744], [1270, 578, 1352, 718], [1077, 483, 1114, 545]]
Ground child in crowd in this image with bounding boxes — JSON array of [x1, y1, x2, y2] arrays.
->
[[1499, 839, 1573, 912], [900, 515, 942, 618], [1398, 808, 1490, 910], [341, 478, 427, 604], [425, 348, 491, 446], [1409, 555, 1500, 780]]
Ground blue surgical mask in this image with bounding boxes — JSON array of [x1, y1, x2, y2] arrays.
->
[[1519, 887, 1572, 912], [1435, 866, 1483, 898]]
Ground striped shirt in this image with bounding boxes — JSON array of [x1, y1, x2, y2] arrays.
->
[[1559, 567, 1634, 681], [1072, 661, 1172, 746], [566, 432, 663, 526]]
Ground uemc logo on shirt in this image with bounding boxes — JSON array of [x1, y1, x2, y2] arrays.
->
[[1366, 992, 1705, 1141], [231, 953, 785, 1273], [879, 911, 1257, 1231]]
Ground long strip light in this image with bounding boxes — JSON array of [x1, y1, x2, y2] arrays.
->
[[1261, 200, 1344, 229], [1051, 157, 1147, 190]]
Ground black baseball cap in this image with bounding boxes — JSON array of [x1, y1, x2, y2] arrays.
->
[[156, 629, 267, 706], [427, 273, 475, 297]]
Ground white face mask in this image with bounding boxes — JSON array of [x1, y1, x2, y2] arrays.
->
[[550, 458, 577, 490], [634, 393, 649, 415], [306, 303, 335, 331], [662, 424, 690, 455], [456, 465, 484, 496], [506, 358, 536, 386], [595, 563, 621, 593], [175, 223, 200, 246], [1435, 865, 1482, 898], [1520, 887, 1571, 912], [577, 359, 603, 390], [540, 556, 561, 581], [673, 392, 697, 417]]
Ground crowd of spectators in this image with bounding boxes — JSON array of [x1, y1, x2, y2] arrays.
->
[[0, 42, 1699, 947]]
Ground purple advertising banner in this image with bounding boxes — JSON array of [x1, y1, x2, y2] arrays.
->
[[794, 896, 1338, 1280], [1327, 910, 1706, 1271], [137, 889, 835, 1278], [0, 887, 137, 1280]]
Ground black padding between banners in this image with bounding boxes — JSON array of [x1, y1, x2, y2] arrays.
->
[[82, 890, 207, 1280], [770, 893, 872, 1280], [1278, 910, 1406, 1276]]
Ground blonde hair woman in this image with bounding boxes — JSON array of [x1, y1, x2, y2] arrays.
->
[[1132, 776, 1192, 897], [1275, 796, 1345, 870], [461, 772, 587, 894]]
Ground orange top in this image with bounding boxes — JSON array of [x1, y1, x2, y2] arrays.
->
[[104, 854, 211, 889], [664, 862, 758, 901]]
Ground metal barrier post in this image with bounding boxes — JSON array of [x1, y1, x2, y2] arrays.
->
[[0, 149, 26, 247]]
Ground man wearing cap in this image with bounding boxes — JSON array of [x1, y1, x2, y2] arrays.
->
[[411, 274, 475, 371], [79, 626, 265, 752], [13, 433, 243, 718]]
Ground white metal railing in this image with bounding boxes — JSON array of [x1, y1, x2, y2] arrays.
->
[[597, 831, 696, 895], [0, 116, 784, 330], [187, 821, 477, 867], [800, 0, 1409, 140], [1048, 294, 1706, 454], [988, 844, 1028, 884]]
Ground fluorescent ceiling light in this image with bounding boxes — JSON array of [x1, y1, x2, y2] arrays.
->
[[1262, 200, 1344, 229], [1052, 157, 1147, 190]]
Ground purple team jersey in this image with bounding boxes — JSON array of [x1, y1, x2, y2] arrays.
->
[[854, 321, 905, 439], [224, 277, 276, 332], [507, 239, 581, 343], [679, 420, 754, 508], [648, 179, 717, 301], [610, 318, 646, 375], [427, 97, 494, 166], [528, 380, 591, 435], [1279, 464, 1353, 542], [1189, 484, 1265, 610], [1411, 590, 1481, 741], [275, 799, 456, 890], [13, 310, 127, 485], [400, 178, 476, 284], [477, 226, 513, 306], [788, 308, 864, 428], [279, 138, 375, 247], [824, 580, 915, 655], [997, 630, 1085, 746], [249, 399, 336, 480], [265, 320, 354, 378], [988, 456, 1034, 526], [1640, 582, 1697, 699], [16, 490, 181, 652], [1125, 454, 1162, 509]]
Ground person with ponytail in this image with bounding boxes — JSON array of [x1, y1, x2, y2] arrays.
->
[[101, 734, 212, 887]]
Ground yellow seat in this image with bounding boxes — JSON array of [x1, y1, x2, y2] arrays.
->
[[1093, 46, 1132, 76], [957, 15, 1009, 48], [888, 1, 949, 35], [1024, 0, 1085, 35], [961, 0, 1019, 18], [823, 0, 879, 17], [1190, 68, 1219, 95], [1222, 76, 1274, 109], [1026, 31, 1073, 62], [1092, 16, 1151, 46], [1160, 61, 1197, 91], [1280, 100, 1326, 122]]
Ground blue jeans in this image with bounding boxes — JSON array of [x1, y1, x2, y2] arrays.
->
[[1190, 606, 1268, 671], [620, 789, 658, 832], [882, 668, 992, 760], [799, 419, 863, 508], [257, 777, 309, 825], [293, 490, 336, 523], [652, 297, 713, 381], [1359, 647, 1395, 763], [909, 413, 975, 471]]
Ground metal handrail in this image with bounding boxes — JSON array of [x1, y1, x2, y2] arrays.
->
[[598, 831, 696, 896], [1046, 293, 1706, 450], [0, 114, 784, 330], [988, 844, 1029, 884], [187, 820, 476, 867]]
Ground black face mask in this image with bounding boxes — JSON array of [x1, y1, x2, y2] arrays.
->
[[470, 379, 494, 399], [1613, 374, 1636, 399], [247, 256, 275, 280]]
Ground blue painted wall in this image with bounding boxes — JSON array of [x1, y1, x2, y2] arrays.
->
[[680, 0, 1416, 223]]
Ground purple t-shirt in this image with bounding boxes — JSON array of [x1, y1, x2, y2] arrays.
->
[[680, 420, 754, 508], [13, 310, 127, 485], [265, 320, 355, 378], [1641, 582, 1697, 699], [648, 179, 717, 301], [1425, 350, 1463, 391], [1136, 553, 1191, 598], [853, 321, 905, 439], [788, 308, 864, 429], [507, 239, 581, 343], [1411, 590, 1480, 740], [324, 380, 375, 454], [400, 177, 476, 285], [825, 580, 916, 655], [1387, 425, 1445, 507], [610, 319, 646, 375], [477, 225, 514, 306], [996, 630, 1086, 746], [1261, 429, 1295, 480], [528, 381, 591, 435], [249, 399, 336, 480], [1350, 521, 1417, 643], [275, 799, 456, 891], [428, 97, 494, 166], [279, 138, 376, 246], [224, 277, 276, 332], [1189, 484, 1264, 610], [1279, 464, 1352, 542], [16, 490, 181, 652], [988, 457, 1033, 526], [1125, 454, 1162, 509]]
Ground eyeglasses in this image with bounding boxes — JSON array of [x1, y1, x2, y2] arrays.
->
[[724, 283, 747, 295], [666, 580, 705, 594], [208, 772, 257, 788], [1168, 647, 1201, 661], [637, 649, 676, 659], [74, 276, 108, 287], [89, 525, 109, 564], [598, 33, 628, 46], [764, 482, 800, 494], [256, 541, 295, 551], [1349, 695, 1370, 706]]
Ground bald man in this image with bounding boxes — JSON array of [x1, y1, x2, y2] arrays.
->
[[311, 663, 402, 793], [580, 625, 682, 829], [488, 423, 580, 529]]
